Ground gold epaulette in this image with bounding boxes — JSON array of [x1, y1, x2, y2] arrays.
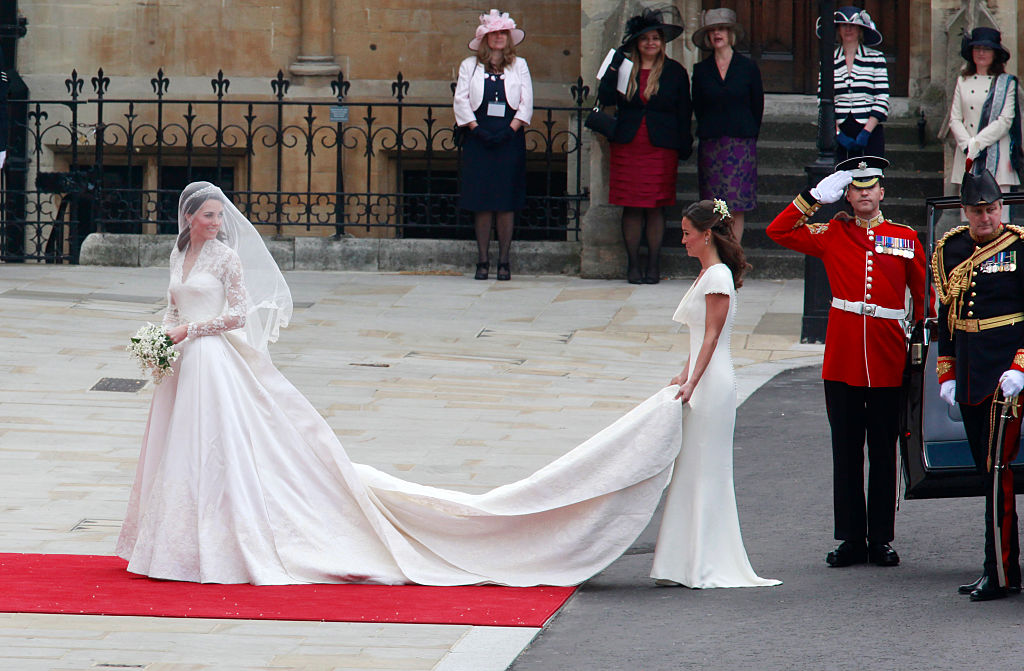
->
[[1007, 224, 1024, 239]]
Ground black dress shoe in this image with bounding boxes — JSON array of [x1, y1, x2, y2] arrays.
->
[[826, 541, 867, 567], [867, 542, 900, 566], [970, 575, 1011, 602], [957, 575, 983, 595]]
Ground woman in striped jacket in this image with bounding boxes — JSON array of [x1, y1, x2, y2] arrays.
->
[[818, 6, 889, 161]]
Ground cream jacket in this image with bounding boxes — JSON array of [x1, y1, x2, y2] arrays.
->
[[948, 73, 1019, 186], [453, 56, 533, 127]]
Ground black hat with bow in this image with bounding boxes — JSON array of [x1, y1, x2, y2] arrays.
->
[[621, 7, 684, 48]]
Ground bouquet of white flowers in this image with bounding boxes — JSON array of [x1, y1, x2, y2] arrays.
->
[[127, 323, 180, 383]]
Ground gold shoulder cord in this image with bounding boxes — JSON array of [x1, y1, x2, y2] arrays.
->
[[932, 225, 968, 306]]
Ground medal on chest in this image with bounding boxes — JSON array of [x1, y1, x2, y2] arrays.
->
[[873, 235, 914, 259], [979, 250, 1017, 273]]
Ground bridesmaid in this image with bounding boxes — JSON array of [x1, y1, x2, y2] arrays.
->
[[652, 200, 779, 588]]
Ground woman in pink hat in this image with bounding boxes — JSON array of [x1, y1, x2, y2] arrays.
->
[[453, 9, 533, 281]]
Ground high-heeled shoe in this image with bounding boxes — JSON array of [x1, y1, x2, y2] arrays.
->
[[496, 262, 511, 281], [627, 263, 643, 284], [474, 262, 489, 280], [642, 260, 660, 284]]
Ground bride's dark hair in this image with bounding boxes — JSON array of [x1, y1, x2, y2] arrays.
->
[[681, 200, 750, 288], [176, 183, 228, 251]]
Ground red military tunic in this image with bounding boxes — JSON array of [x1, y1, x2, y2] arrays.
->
[[767, 191, 928, 387]]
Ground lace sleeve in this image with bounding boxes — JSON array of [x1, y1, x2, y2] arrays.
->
[[162, 292, 183, 329], [186, 248, 249, 338]]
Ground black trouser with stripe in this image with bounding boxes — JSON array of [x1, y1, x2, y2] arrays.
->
[[960, 396, 1022, 587], [823, 381, 900, 543]]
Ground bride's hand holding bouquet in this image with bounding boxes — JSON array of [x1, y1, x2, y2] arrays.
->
[[126, 323, 181, 383]]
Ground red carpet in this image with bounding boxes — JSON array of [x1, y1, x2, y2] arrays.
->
[[0, 553, 576, 627]]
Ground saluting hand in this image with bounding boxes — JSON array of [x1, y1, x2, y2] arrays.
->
[[810, 170, 854, 204]]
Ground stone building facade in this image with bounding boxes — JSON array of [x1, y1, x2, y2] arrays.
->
[[8, 1, 1024, 272]]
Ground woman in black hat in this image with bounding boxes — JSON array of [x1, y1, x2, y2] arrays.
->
[[947, 27, 1021, 221], [598, 7, 693, 284], [818, 6, 890, 161]]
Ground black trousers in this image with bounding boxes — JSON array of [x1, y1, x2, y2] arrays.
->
[[823, 381, 900, 543], [960, 396, 1021, 587]]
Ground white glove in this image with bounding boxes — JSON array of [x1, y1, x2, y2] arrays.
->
[[999, 370, 1024, 398], [0, 151, 6, 170], [939, 380, 957, 407], [966, 137, 982, 160], [810, 170, 853, 204]]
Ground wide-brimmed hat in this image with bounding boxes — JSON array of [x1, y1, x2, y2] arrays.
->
[[961, 169, 1003, 206], [468, 9, 525, 51], [960, 27, 1010, 64], [692, 8, 744, 50], [836, 155, 888, 188], [815, 6, 883, 47], [621, 8, 684, 48]]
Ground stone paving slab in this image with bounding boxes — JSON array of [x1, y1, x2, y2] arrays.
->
[[0, 267, 821, 670]]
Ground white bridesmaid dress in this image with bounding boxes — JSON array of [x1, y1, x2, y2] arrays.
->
[[650, 263, 780, 588]]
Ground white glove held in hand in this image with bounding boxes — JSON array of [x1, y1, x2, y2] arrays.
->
[[999, 370, 1024, 397], [966, 137, 982, 160], [939, 380, 957, 406], [810, 170, 854, 204]]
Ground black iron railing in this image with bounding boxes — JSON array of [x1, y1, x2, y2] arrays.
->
[[1, 68, 592, 263]]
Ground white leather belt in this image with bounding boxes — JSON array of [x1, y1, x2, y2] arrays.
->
[[831, 298, 906, 320]]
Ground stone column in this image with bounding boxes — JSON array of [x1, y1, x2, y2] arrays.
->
[[289, 0, 340, 77], [579, 0, 630, 279]]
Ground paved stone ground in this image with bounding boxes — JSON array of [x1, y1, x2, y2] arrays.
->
[[513, 366, 1024, 671], [0, 266, 821, 670]]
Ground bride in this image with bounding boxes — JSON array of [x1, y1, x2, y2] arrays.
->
[[116, 182, 777, 588]]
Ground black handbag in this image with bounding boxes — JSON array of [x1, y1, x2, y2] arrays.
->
[[585, 106, 617, 140]]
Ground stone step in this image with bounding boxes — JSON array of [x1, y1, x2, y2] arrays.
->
[[657, 245, 804, 280], [675, 166, 945, 201], [746, 140, 943, 171], [760, 117, 941, 147]]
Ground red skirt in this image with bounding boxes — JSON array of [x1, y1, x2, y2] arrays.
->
[[608, 118, 679, 208]]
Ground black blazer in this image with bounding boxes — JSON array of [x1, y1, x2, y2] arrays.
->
[[598, 57, 693, 158], [691, 52, 763, 139]]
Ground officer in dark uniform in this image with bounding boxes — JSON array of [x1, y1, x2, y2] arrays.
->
[[768, 156, 928, 568], [934, 168, 1024, 601]]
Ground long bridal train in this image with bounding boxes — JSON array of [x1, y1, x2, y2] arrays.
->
[[117, 183, 778, 589]]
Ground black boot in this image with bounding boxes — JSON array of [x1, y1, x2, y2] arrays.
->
[[969, 575, 1011, 601]]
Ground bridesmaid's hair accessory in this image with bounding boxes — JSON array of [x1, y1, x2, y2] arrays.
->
[[468, 9, 525, 50], [683, 199, 749, 289]]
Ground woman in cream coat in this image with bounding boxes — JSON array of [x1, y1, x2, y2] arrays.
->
[[453, 9, 533, 281], [948, 27, 1020, 220]]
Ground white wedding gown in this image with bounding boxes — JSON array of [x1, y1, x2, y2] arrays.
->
[[116, 243, 776, 587]]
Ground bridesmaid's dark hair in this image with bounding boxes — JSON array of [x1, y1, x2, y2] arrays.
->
[[681, 200, 750, 289], [176, 186, 228, 251]]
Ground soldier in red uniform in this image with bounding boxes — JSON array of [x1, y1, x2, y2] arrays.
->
[[767, 156, 928, 567], [934, 169, 1024, 601]]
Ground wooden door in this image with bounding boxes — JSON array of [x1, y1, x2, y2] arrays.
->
[[702, 1, 908, 96]]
